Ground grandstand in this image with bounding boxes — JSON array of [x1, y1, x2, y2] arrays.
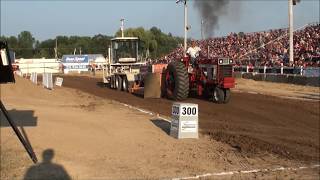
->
[[153, 23, 320, 68]]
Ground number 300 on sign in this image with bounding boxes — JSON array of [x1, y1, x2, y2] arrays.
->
[[181, 106, 197, 116]]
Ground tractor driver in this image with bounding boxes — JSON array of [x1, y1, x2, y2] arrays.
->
[[186, 41, 201, 67]]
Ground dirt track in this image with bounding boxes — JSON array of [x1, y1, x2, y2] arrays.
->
[[1, 76, 319, 179], [62, 75, 320, 163]]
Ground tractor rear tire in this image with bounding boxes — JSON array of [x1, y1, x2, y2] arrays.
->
[[115, 75, 122, 91], [165, 61, 189, 100], [213, 87, 224, 104], [224, 89, 231, 104]]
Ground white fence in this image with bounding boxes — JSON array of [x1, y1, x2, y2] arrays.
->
[[15, 58, 60, 74], [18, 62, 60, 74]]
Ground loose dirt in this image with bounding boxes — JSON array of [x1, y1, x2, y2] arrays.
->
[[61, 75, 320, 162], [235, 78, 320, 101], [1, 76, 319, 179]]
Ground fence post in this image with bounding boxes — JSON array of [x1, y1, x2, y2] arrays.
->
[[27, 63, 29, 77], [246, 65, 249, 73], [264, 66, 267, 74], [34, 72, 37, 84], [281, 63, 283, 75], [42, 73, 46, 87], [300, 66, 303, 76]]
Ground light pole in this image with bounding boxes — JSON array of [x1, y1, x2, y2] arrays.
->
[[120, 18, 125, 38], [288, 0, 294, 64], [201, 20, 204, 40], [176, 0, 188, 57]]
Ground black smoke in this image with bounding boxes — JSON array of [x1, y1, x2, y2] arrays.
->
[[294, 0, 301, 5], [193, 0, 238, 38]]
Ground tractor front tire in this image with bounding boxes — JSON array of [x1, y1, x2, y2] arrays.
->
[[165, 61, 189, 100], [213, 87, 225, 104]]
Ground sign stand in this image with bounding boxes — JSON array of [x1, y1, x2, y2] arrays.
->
[[170, 102, 198, 139]]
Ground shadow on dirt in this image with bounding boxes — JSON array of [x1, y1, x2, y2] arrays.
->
[[96, 81, 108, 88], [150, 118, 171, 135], [0, 109, 37, 127], [23, 149, 71, 180], [1, 109, 38, 163], [131, 93, 144, 98]]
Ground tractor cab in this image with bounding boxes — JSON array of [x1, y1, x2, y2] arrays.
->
[[111, 37, 139, 64]]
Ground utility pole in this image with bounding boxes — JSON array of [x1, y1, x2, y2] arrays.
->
[[120, 18, 125, 38], [288, 0, 294, 64], [184, 0, 187, 56], [176, 0, 188, 57], [55, 37, 58, 59], [80, 47, 82, 55]]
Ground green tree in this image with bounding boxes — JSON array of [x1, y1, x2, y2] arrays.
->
[[115, 26, 183, 59], [1, 28, 182, 59], [17, 31, 35, 58]]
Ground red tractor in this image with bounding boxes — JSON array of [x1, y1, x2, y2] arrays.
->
[[163, 56, 235, 103]]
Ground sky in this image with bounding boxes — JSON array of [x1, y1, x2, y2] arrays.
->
[[1, 0, 319, 41]]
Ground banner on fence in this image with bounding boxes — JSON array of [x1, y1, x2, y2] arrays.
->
[[61, 55, 89, 73]]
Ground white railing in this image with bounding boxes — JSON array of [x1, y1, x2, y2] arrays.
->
[[17, 62, 60, 74]]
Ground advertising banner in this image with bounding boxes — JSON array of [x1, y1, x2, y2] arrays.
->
[[61, 55, 89, 73], [62, 55, 89, 63]]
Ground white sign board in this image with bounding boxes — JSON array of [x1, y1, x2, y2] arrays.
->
[[181, 121, 197, 132], [170, 103, 198, 139], [55, 77, 63, 87]]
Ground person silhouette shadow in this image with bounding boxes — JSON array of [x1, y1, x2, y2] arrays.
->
[[24, 149, 71, 180]]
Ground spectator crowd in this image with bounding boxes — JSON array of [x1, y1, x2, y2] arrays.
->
[[152, 23, 320, 67]]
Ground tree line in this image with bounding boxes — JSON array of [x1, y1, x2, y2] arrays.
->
[[0, 27, 183, 59]]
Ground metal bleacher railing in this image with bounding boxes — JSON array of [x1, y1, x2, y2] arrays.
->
[[234, 65, 320, 77]]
